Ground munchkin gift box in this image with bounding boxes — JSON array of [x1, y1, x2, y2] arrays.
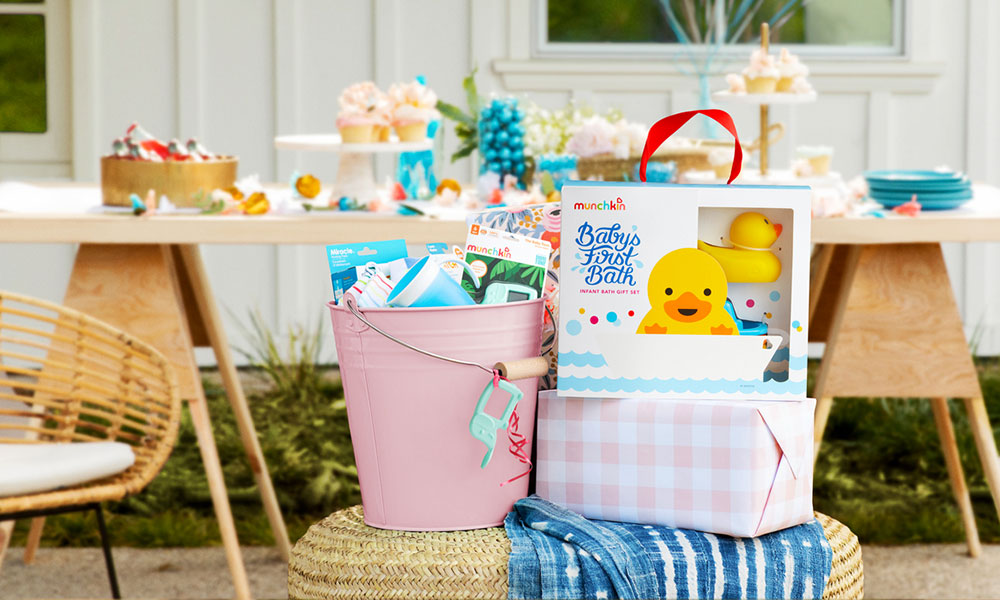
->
[[557, 180, 810, 401]]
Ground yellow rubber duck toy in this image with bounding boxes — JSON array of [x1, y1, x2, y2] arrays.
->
[[697, 212, 783, 283], [636, 248, 738, 335]]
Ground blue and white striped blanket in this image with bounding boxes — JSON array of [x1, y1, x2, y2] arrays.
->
[[505, 496, 832, 600]]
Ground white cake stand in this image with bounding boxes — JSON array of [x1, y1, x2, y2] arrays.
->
[[710, 90, 817, 177], [274, 133, 432, 201], [711, 23, 817, 176]]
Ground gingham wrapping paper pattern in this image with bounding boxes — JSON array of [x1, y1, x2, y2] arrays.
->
[[536, 393, 815, 538], [754, 401, 816, 535]]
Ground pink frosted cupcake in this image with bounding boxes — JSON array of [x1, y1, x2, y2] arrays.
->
[[372, 95, 392, 142], [388, 81, 439, 142], [337, 82, 383, 143], [776, 48, 809, 92], [742, 49, 779, 94]]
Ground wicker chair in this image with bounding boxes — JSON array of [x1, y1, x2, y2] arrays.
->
[[0, 291, 182, 598]]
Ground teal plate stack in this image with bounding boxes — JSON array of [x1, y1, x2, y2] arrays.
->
[[864, 169, 972, 211]]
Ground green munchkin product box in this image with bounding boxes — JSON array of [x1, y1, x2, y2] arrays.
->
[[461, 223, 551, 305]]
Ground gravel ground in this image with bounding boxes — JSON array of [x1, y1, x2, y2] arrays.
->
[[2, 543, 1000, 599], [863, 543, 1000, 599], [0, 546, 287, 599]]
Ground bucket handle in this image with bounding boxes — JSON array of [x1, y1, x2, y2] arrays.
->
[[343, 295, 549, 381]]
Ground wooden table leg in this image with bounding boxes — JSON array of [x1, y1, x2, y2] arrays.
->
[[811, 245, 861, 458], [61, 244, 253, 599], [809, 244, 836, 323], [173, 244, 291, 560], [931, 397, 982, 557], [963, 396, 1000, 525], [810, 242, 988, 557]]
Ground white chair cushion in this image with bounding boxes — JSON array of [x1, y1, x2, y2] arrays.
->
[[0, 441, 135, 497]]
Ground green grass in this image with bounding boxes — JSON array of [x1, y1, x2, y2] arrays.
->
[[0, 13, 47, 133], [812, 357, 1000, 544], [9, 351, 1000, 548]]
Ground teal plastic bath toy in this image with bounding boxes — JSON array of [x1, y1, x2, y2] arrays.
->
[[469, 378, 524, 468]]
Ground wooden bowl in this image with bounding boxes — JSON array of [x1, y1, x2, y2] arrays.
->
[[100, 155, 238, 207]]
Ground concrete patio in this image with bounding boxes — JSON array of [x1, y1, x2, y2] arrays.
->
[[2, 543, 1000, 599]]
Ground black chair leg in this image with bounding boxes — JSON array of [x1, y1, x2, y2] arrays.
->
[[94, 504, 121, 599]]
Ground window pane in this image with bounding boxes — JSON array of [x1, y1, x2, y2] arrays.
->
[[547, 0, 895, 47], [548, 0, 678, 43], [0, 13, 47, 133]]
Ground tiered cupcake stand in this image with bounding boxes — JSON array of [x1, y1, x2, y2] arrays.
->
[[708, 23, 824, 184]]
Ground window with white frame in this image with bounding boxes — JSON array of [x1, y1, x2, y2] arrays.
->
[[0, 0, 46, 133], [539, 0, 903, 57], [0, 0, 69, 174]]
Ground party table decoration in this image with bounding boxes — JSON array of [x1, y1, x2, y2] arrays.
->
[[479, 97, 526, 184], [101, 122, 237, 208], [713, 23, 816, 176], [274, 133, 431, 205]]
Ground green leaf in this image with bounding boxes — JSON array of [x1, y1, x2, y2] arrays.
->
[[450, 141, 478, 163], [463, 67, 481, 117], [436, 100, 475, 127], [492, 261, 511, 277]]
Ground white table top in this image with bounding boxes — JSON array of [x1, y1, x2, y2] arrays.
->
[[1, 182, 998, 245]]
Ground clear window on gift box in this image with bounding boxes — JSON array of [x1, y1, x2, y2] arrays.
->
[[539, 0, 903, 58], [698, 206, 794, 382]]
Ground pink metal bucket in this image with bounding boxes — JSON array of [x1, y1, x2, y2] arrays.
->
[[327, 298, 544, 531]]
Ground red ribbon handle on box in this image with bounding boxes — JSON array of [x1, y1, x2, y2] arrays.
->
[[639, 109, 743, 185]]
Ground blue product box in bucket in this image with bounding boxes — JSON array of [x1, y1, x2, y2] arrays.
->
[[326, 296, 550, 531], [326, 239, 407, 303]]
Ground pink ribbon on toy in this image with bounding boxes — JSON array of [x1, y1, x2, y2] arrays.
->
[[500, 406, 533, 487]]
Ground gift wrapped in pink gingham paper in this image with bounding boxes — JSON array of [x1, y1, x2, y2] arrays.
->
[[535, 392, 815, 537]]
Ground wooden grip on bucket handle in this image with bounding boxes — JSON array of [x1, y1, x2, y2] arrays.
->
[[494, 357, 549, 381]]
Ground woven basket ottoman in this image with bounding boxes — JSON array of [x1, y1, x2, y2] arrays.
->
[[289, 506, 863, 599]]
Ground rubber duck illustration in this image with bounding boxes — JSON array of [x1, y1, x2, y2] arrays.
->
[[697, 212, 783, 283], [637, 248, 738, 335]]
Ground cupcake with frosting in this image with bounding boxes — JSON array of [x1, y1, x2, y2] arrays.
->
[[370, 88, 392, 142], [796, 145, 833, 176], [337, 82, 382, 143], [725, 73, 747, 94], [388, 81, 439, 142], [708, 148, 735, 179], [790, 76, 814, 95], [742, 49, 779, 94], [776, 48, 809, 92]]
